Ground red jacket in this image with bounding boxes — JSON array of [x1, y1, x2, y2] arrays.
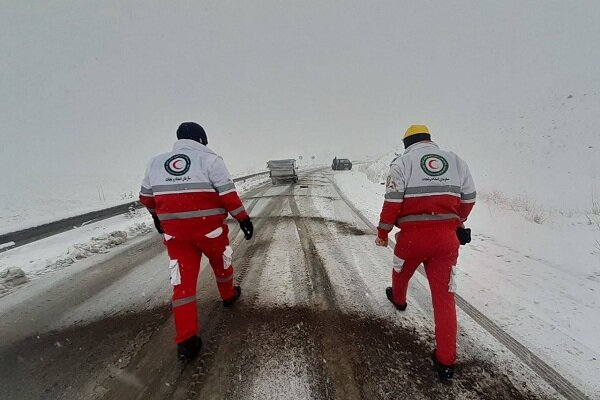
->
[[378, 141, 476, 239], [139, 139, 248, 237]]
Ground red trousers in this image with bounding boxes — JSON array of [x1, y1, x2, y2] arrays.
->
[[391, 225, 460, 366], [164, 224, 237, 343]]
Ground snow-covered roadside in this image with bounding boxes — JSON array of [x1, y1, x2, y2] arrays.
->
[[235, 173, 270, 193], [332, 169, 600, 396], [0, 211, 154, 297], [0, 176, 269, 298], [0, 171, 270, 236]]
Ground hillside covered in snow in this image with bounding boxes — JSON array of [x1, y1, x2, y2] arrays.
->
[[363, 92, 600, 212]]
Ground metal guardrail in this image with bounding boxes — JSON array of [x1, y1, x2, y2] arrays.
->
[[0, 171, 270, 254]]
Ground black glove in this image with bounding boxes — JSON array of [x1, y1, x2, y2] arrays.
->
[[456, 227, 471, 245], [239, 218, 253, 240], [152, 214, 164, 234]]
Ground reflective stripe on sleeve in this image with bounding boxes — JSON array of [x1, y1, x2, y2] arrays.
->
[[158, 208, 227, 221], [140, 186, 153, 196], [152, 182, 215, 195], [396, 213, 460, 224], [385, 191, 404, 200], [215, 182, 236, 193], [460, 191, 477, 203], [404, 185, 461, 198], [172, 296, 196, 308], [230, 206, 246, 217], [378, 222, 394, 230]]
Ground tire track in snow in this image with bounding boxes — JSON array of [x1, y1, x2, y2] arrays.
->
[[287, 175, 544, 400], [289, 186, 338, 310], [328, 176, 590, 400], [294, 174, 383, 316], [287, 183, 364, 400], [176, 174, 343, 400], [175, 186, 293, 400]]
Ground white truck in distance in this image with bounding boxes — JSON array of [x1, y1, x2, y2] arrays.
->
[[267, 159, 298, 185]]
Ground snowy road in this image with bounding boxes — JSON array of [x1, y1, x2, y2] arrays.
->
[[0, 170, 571, 399]]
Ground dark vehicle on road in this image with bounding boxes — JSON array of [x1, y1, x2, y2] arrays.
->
[[332, 157, 352, 170]]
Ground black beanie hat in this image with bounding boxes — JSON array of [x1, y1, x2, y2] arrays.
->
[[177, 122, 208, 145], [403, 133, 431, 149]]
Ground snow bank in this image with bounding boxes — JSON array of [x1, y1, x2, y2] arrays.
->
[[41, 225, 150, 277], [0, 267, 28, 295], [0, 213, 153, 298]]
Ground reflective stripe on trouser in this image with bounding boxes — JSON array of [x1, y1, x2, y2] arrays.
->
[[391, 227, 459, 366], [159, 208, 227, 221], [396, 213, 459, 224], [164, 224, 236, 344]]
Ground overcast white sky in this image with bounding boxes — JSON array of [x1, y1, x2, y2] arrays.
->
[[1, 1, 599, 200]]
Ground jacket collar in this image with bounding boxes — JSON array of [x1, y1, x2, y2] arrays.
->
[[173, 139, 216, 155], [404, 140, 438, 154]]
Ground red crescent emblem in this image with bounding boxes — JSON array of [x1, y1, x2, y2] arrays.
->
[[172, 160, 183, 169], [428, 159, 438, 169]]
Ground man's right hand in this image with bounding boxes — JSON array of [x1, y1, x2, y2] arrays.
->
[[456, 227, 471, 245], [375, 237, 388, 247]]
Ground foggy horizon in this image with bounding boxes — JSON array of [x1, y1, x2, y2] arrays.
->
[[1, 1, 599, 208]]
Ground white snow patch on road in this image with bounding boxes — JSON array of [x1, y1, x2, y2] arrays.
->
[[245, 349, 313, 400], [332, 169, 600, 396], [254, 220, 309, 308], [56, 250, 171, 328]]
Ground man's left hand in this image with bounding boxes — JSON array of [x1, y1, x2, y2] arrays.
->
[[152, 214, 164, 234], [375, 237, 388, 247], [239, 218, 254, 240]]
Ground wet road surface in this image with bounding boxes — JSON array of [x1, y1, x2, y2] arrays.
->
[[0, 170, 565, 399]]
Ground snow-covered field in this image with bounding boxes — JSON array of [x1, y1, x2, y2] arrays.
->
[[0, 169, 270, 236], [0, 176, 269, 298], [363, 92, 600, 213], [333, 159, 600, 395]]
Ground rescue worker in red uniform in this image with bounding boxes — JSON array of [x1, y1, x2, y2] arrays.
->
[[375, 124, 475, 382], [139, 122, 253, 361]]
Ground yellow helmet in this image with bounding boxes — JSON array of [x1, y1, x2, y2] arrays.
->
[[404, 124, 430, 139]]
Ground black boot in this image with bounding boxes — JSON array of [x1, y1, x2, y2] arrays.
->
[[431, 350, 454, 383], [385, 287, 407, 311], [223, 285, 241, 307], [177, 335, 202, 362]]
